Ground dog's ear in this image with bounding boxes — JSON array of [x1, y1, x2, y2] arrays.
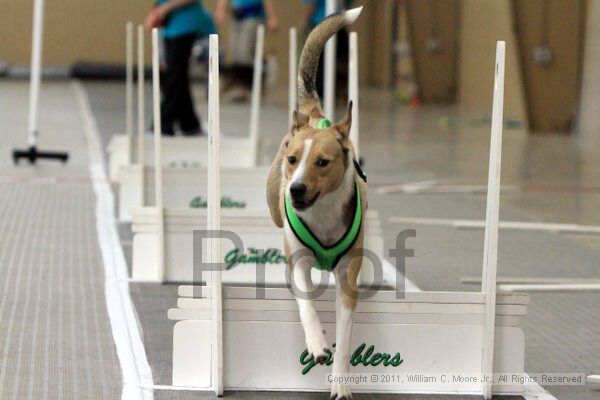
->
[[333, 101, 353, 140], [291, 110, 310, 134]]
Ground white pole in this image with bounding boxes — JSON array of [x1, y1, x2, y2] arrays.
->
[[481, 41, 505, 400], [288, 27, 297, 127], [137, 25, 145, 206], [27, 0, 45, 147], [152, 28, 165, 283], [249, 24, 265, 167], [323, 0, 338, 119], [126, 22, 134, 164], [208, 34, 223, 397], [348, 31, 359, 157]]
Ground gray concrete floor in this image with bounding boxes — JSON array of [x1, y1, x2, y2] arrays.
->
[[2, 78, 599, 399], [0, 81, 122, 399]]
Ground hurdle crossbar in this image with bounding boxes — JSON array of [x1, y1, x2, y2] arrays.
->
[[481, 41, 506, 400], [208, 34, 224, 397], [249, 24, 265, 167], [152, 28, 166, 283]]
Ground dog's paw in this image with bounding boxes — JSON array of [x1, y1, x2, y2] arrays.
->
[[330, 382, 352, 400], [306, 332, 330, 364]]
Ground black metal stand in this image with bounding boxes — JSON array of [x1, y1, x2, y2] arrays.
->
[[12, 145, 69, 165]]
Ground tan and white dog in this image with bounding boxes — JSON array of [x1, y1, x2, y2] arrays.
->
[[266, 7, 365, 400]]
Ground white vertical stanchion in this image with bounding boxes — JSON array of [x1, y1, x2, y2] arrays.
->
[[323, 0, 338, 119], [249, 24, 265, 167], [348, 31, 359, 157], [481, 41, 506, 400], [288, 27, 297, 127], [208, 34, 224, 397], [27, 0, 45, 147], [126, 22, 134, 164], [152, 28, 165, 283], [137, 25, 145, 206]]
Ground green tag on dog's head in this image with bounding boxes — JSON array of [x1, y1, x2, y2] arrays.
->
[[317, 118, 332, 129]]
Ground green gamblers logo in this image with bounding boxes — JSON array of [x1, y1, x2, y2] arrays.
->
[[300, 343, 403, 375], [189, 196, 246, 209], [224, 248, 287, 270]]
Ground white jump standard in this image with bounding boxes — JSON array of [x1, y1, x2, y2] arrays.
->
[[168, 10, 526, 400], [12, 0, 69, 164], [107, 24, 266, 183], [114, 24, 268, 221]]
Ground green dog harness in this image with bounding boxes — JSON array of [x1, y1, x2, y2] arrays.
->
[[285, 183, 363, 271]]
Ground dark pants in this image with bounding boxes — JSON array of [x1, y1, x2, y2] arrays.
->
[[315, 30, 349, 100], [161, 34, 200, 134]]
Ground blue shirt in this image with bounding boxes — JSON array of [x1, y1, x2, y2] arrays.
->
[[158, 0, 216, 39], [303, 0, 325, 28], [303, 0, 353, 28], [231, 0, 264, 19], [232, 0, 263, 9]]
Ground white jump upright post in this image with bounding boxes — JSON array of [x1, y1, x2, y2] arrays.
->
[[137, 25, 145, 206], [288, 27, 297, 127], [208, 34, 224, 397], [12, 0, 68, 164], [126, 22, 134, 164], [152, 28, 166, 283], [249, 24, 265, 167], [481, 41, 506, 400], [348, 31, 359, 157], [27, 0, 44, 148], [323, 0, 338, 119]]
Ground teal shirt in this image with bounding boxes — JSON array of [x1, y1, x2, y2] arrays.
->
[[158, 0, 216, 39]]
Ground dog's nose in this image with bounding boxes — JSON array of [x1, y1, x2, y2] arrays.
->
[[290, 182, 307, 199]]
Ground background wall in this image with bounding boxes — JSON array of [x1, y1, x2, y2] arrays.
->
[[457, 0, 527, 121], [1, 0, 150, 65], [0, 0, 379, 85], [1, 0, 591, 134]]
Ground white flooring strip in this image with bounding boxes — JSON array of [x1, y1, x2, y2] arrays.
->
[[389, 217, 600, 235], [73, 81, 154, 400], [587, 375, 600, 390], [461, 276, 600, 285], [375, 182, 520, 195], [499, 283, 600, 292]]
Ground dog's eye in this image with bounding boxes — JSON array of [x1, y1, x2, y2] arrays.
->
[[287, 156, 297, 165], [316, 159, 330, 167]]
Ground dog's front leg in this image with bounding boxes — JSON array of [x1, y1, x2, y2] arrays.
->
[[292, 258, 330, 364], [331, 266, 358, 400]]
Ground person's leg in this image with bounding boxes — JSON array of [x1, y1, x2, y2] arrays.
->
[[238, 18, 259, 67], [173, 34, 200, 133], [160, 37, 178, 135]]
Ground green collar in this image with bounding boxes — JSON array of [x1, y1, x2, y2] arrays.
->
[[285, 183, 362, 271], [317, 118, 332, 129]]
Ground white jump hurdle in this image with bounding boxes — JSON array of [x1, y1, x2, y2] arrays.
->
[[115, 25, 268, 221], [129, 30, 389, 286], [107, 25, 266, 182], [166, 40, 526, 398]]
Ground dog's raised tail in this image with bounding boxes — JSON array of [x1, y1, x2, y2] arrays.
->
[[297, 6, 363, 116]]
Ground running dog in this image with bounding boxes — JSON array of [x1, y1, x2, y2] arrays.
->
[[266, 7, 364, 400]]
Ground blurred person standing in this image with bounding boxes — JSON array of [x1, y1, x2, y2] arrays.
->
[[145, 0, 216, 135], [215, 0, 279, 100]]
